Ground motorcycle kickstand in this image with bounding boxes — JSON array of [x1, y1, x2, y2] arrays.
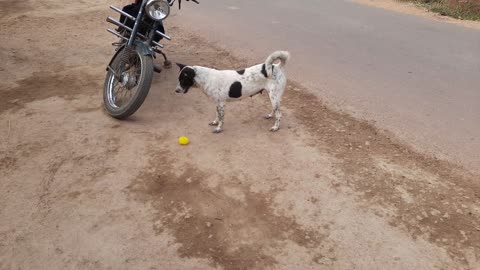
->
[[154, 48, 172, 69]]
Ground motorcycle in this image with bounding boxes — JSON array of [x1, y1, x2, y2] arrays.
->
[[103, 0, 199, 119]]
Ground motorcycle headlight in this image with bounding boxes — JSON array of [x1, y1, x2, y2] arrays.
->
[[145, 0, 170, 21]]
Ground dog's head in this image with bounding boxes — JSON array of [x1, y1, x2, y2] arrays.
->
[[175, 63, 196, 94]]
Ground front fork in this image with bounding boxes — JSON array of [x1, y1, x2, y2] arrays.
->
[[155, 47, 172, 68]]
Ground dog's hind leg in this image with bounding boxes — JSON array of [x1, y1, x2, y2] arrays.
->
[[265, 90, 275, 119], [266, 87, 283, 132], [212, 103, 225, 133], [269, 105, 282, 132], [209, 109, 220, 126]]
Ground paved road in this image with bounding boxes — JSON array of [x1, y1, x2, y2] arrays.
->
[[172, 0, 480, 172]]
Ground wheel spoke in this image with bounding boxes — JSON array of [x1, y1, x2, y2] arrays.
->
[[113, 85, 122, 105], [120, 87, 128, 106], [116, 85, 127, 106]]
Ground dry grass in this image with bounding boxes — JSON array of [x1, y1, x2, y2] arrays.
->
[[400, 0, 480, 20]]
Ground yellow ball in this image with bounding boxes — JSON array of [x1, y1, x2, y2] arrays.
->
[[178, 136, 190, 145]]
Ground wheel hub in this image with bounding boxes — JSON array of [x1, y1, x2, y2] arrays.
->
[[120, 72, 137, 90]]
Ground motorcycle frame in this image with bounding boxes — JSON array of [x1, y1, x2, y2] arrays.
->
[[106, 0, 173, 70], [109, 2, 173, 46]]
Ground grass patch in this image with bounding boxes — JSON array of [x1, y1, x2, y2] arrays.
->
[[399, 0, 480, 20]]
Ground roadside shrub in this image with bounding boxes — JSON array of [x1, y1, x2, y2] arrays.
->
[[400, 0, 480, 20]]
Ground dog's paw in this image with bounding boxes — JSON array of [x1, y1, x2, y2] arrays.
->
[[270, 126, 280, 132], [265, 114, 273, 119], [209, 121, 219, 126], [212, 127, 223, 133]]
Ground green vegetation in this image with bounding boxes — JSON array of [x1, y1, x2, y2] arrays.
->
[[400, 0, 480, 20]]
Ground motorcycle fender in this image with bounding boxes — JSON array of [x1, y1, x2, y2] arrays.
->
[[133, 41, 155, 57], [106, 41, 154, 71]]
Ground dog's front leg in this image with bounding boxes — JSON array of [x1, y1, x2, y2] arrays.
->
[[212, 104, 225, 133]]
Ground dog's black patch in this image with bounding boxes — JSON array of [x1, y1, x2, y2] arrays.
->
[[237, 69, 245, 75], [261, 64, 268, 78], [229, 81, 242, 98], [178, 67, 195, 93]]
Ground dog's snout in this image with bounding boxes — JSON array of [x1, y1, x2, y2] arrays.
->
[[175, 84, 183, 93]]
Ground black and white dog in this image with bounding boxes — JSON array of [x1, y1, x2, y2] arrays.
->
[[175, 51, 290, 133]]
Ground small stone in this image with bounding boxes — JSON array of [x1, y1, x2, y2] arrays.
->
[[206, 222, 212, 228], [365, 141, 370, 146], [186, 178, 192, 183], [208, 234, 213, 239]]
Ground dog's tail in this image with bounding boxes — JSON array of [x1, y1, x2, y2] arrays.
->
[[265, 51, 290, 77]]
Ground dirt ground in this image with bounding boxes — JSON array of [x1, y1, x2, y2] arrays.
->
[[0, 1, 479, 269]]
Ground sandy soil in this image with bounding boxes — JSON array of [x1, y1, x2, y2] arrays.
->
[[0, 1, 479, 269]]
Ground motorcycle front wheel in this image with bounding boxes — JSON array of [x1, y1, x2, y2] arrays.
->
[[103, 47, 153, 119]]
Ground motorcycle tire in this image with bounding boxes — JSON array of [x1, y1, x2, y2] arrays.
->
[[103, 47, 154, 119]]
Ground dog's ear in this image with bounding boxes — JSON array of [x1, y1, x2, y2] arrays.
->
[[176, 63, 187, 70]]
